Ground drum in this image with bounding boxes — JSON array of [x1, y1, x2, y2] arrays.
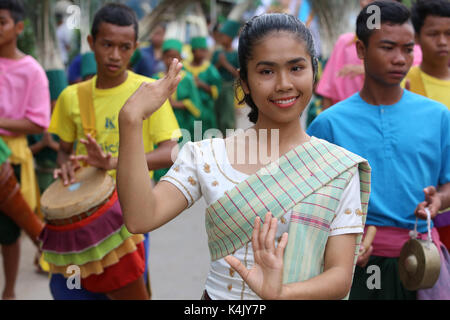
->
[[0, 162, 44, 245], [38, 167, 149, 299]]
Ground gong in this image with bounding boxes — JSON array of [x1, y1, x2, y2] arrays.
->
[[399, 209, 441, 291], [399, 238, 441, 291]]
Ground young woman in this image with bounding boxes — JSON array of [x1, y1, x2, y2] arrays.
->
[[117, 13, 371, 300]]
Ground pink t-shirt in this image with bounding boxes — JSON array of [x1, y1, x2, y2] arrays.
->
[[0, 55, 50, 136], [316, 32, 423, 105]]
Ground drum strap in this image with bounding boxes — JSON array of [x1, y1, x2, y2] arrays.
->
[[77, 79, 97, 139]]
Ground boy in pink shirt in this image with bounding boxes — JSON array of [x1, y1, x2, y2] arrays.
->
[[0, 55, 51, 135], [0, 0, 50, 300], [316, 32, 366, 108]]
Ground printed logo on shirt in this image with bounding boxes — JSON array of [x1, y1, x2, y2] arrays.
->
[[105, 117, 116, 130], [100, 142, 119, 155]]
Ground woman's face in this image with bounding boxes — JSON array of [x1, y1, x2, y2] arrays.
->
[[241, 31, 314, 125]]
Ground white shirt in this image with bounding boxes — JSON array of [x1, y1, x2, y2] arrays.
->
[[160, 138, 363, 300], [56, 22, 73, 65]]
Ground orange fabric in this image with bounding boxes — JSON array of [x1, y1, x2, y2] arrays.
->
[[48, 234, 144, 278], [81, 241, 146, 293]]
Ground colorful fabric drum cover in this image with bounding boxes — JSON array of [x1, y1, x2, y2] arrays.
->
[[39, 168, 145, 293]]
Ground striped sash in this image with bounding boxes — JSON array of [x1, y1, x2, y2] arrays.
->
[[205, 137, 371, 293]]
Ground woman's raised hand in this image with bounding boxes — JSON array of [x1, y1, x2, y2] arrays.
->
[[121, 58, 183, 121], [224, 212, 288, 300]]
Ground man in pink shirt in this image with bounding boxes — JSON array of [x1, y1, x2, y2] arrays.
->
[[316, 0, 422, 109], [0, 0, 50, 300]]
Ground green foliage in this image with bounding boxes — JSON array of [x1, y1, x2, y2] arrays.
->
[[17, 18, 37, 58], [402, 0, 413, 8]]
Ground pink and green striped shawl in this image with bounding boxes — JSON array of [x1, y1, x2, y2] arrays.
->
[[205, 137, 371, 299]]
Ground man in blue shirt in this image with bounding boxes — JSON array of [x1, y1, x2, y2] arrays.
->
[[307, 1, 450, 300]]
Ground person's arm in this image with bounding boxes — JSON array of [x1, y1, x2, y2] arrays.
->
[[337, 64, 364, 78], [0, 118, 45, 135], [415, 183, 450, 220], [29, 132, 59, 155], [218, 52, 239, 78], [71, 133, 178, 173], [29, 138, 46, 155], [280, 233, 356, 299], [145, 139, 178, 171], [169, 97, 187, 109], [221, 60, 239, 78], [195, 77, 212, 95], [46, 134, 60, 152], [439, 183, 450, 210], [117, 59, 187, 234], [315, 34, 349, 106]]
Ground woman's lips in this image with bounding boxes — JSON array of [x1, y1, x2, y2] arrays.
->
[[270, 96, 299, 108]]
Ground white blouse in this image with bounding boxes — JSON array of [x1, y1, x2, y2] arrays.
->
[[160, 138, 364, 300]]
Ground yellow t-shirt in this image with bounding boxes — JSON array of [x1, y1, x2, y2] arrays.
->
[[403, 66, 450, 110], [49, 71, 181, 179]]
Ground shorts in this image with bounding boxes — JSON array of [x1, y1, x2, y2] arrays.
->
[[0, 165, 22, 245]]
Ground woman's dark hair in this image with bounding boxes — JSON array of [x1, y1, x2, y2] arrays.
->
[[356, 0, 411, 46], [0, 0, 25, 23], [91, 3, 139, 41], [237, 13, 318, 124], [411, 0, 450, 35]]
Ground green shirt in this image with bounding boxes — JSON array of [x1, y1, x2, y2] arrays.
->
[[211, 49, 239, 82], [0, 137, 11, 165], [27, 134, 59, 168], [155, 70, 205, 141], [184, 61, 222, 131]]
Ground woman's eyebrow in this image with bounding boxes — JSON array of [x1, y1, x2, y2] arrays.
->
[[256, 61, 276, 67], [286, 57, 307, 64], [255, 57, 307, 67]]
